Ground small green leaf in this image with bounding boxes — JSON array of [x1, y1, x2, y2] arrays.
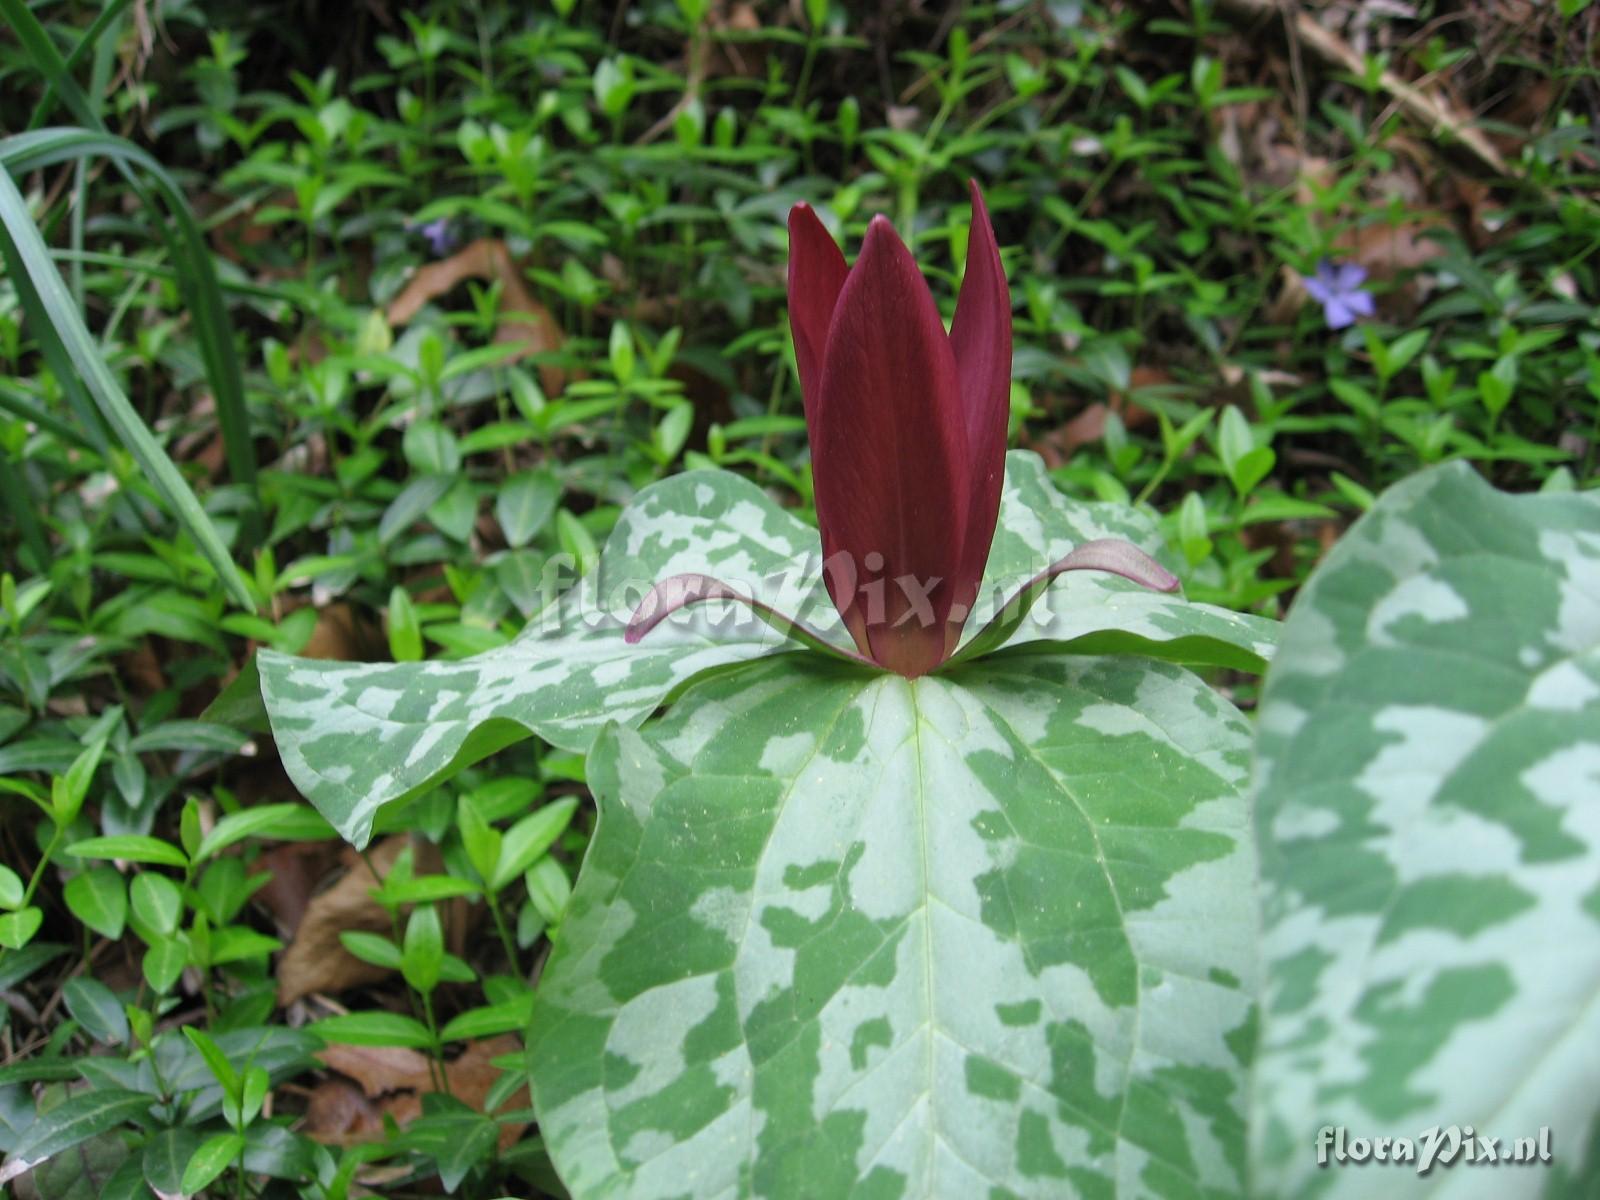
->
[[440, 995, 533, 1041], [142, 937, 187, 993], [63, 977, 129, 1044], [403, 419, 461, 474], [491, 797, 578, 891], [608, 320, 635, 384], [183, 1026, 240, 1097], [11, 1088, 152, 1162], [523, 856, 570, 926], [312, 1011, 436, 1049], [0, 864, 22, 909], [129, 874, 182, 940], [193, 803, 336, 863], [142, 1126, 204, 1196], [457, 796, 502, 887], [401, 903, 444, 995], [554, 509, 597, 577], [404, 1095, 499, 1192], [66, 837, 187, 869], [340, 930, 402, 970], [63, 866, 127, 940], [388, 585, 424, 663], [54, 733, 109, 825], [0, 906, 42, 950], [181, 1132, 243, 1195]]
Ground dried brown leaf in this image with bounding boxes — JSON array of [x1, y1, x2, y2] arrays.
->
[[276, 836, 443, 1004], [312, 1035, 529, 1151], [385, 238, 565, 394]]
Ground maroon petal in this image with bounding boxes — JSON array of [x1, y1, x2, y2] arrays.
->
[[815, 215, 969, 678], [945, 538, 1180, 668], [947, 180, 1012, 640], [786, 203, 849, 433], [626, 572, 874, 667]]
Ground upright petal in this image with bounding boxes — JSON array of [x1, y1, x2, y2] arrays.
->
[[786, 203, 849, 432], [815, 215, 968, 678], [947, 180, 1012, 642]]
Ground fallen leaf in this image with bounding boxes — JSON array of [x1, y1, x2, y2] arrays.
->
[[302, 1078, 384, 1144], [313, 1035, 529, 1151], [298, 601, 389, 664], [386, 238, 565, 394], [252, 840, 343, 937]]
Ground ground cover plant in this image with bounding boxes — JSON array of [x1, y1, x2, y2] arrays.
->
[[0, 1, 1596, 1197]]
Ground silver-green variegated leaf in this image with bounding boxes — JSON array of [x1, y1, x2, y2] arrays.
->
[[261, 454, 1274, 845], [1250, 462, 1600, 1198], [260, 470, 826, 845], [529, 652, 1259, 1199], [971, 455, 1279, 673]]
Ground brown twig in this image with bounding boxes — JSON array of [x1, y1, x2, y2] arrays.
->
[[1218, 0, 1508, 176]]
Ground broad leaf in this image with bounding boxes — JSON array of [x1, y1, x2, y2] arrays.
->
[[260, 470, 822, 844], [261, 456, 1275, 845], [971, 454, 1279, 672], [529, 652, 1258, 1197], [1250, 462, 1600, 1198]]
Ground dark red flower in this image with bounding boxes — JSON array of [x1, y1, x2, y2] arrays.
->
[[626, 182, 1179, 676]]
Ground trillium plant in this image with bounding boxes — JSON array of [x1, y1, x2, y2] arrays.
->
[[259, 185, 1600, 1199]]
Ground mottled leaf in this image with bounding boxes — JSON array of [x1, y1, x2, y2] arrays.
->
[[1251, 463, 1600, 1198], [972, 454, 1279, 672], [529, 652, 1258, 1198], [261, 455, 1274, 845], [260, 470, 827, 844]]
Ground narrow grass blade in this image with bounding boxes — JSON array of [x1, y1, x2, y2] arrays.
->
[[0, 168, 255, 610]]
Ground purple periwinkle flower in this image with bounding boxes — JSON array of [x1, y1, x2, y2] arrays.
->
[[1303, 260, 1375, 330], [412, 216, 458, 257]]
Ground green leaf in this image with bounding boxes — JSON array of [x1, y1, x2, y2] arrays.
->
[[457, 796, 503, 887], [126, 721, 246, 755], [313, 1012, 437, 1049], [142, 937, 186, 993], [401, 903, 444, 995], [0, 865, 21, 910], [388, 585, 424, 664], [260, 455, 1275, 845], [193, 803, 336, 862], [440, 996, 534, 1041], [180, 1132, 243, 1195], [529, 652, 1258, 1196], [63, 866, 127, 940], [524, 856, 571, 926], [259, 468, 828, 844], [66, 837, 187, 869], [54, 733, 109, 824], [491, 797, 579, 891], [497, 468, 562, 548], [969, 453, 1279, 671], [129, 874, 182, 940], [11, 1088, 152, 1162], [340, 930, 402, 970], [141, 1127, 203, 1196], [183, 1026, 240, 1097], [63, 977, 128, 1045], [403, 419, 461, 474], [0, 907, 41, 950], [404, 1094, 499, 1192], [1250, 462, 1600, 1197]]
